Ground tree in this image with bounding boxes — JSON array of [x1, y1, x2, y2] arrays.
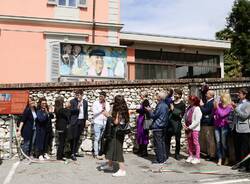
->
[[216, 0, 250, 77]]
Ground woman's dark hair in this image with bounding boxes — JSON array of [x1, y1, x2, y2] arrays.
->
[[174, 88, 183, 96], [188, 95, 200, 106], [167, 88, 174, 97], [37, 97, 47, 110], [75, 89, 83, 95], [54, 96, 64, 115], [26, 97, 35, 108], [111, 95, 129, 124]]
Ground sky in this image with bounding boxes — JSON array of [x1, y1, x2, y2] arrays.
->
[[121, 0, 235, 39]]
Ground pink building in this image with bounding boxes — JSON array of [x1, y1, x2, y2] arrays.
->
[[0, 0, 230, 83]]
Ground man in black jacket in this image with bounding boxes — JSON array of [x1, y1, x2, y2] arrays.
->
[[200, 90, 215, 160], [70, 89, 88, 160]]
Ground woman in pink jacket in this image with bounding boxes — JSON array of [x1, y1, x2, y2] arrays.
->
[[184, 95, 202, 164]]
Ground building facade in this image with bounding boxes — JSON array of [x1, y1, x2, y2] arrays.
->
[[0, 0, 230, 83]]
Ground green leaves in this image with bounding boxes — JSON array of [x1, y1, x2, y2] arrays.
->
[[216, 0, 250, 77]]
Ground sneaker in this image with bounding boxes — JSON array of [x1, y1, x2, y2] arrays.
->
[[39, 155, 45, 161], [191, 158, 201, 164], [96, 155, 104, 160], [100, 164, 113, 171], [112, 169, 126, 177], [44, 153, 50, 160], [186, 156, 193, 163], [217, 159, 222, 166]]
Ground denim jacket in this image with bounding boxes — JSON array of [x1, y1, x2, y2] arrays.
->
[[149, 100, 169, 130]]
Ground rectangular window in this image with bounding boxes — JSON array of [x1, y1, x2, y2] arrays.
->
[[58, 0, 76, 7]]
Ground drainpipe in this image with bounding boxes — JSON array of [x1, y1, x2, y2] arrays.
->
[[92, 0, 96, 43]]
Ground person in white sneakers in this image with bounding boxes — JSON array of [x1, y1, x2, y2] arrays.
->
[[183, 95, 202, 164], [99, 95, 130, 177]]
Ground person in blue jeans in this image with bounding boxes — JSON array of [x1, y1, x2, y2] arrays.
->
[[213, 92, 233, 166], [92, 91, 110, 158], [18, 98, 37, 157]]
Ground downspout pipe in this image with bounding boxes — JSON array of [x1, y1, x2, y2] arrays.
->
[[92, 0, 96, 43]]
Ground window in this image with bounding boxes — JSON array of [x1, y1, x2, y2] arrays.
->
[[133, 49, 221, 80], [58, 0, 76, 7]]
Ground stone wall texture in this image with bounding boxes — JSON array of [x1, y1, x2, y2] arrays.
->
[[1, 78, 250, 159]]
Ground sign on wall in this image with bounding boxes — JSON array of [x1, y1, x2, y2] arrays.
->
[[0, 90, 29, 114], [59, 43, 127, 79]]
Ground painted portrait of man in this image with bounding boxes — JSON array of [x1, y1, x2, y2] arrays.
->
[[88, 49, 108, 77]]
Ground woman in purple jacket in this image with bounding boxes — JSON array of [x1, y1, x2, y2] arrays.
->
[[135, 92, 150, 157], [213, 92, 233, 166]]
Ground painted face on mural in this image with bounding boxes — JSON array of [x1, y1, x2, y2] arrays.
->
[[95, 56, 104, 76], [73, 45, 81, 56], [63, 44, 72, 54]]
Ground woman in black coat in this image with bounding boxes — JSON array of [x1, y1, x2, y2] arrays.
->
[[34, 97, 54, 160], [18, 98, 37, 156], [54, 97, 71, 160]]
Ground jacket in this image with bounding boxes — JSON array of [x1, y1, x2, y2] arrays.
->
[[20, 107, 37, 140], [234, 100, 250, 133], [200, 98, 214, 126], [70, 97, 88, 125], [188, 106, 202, 131], [149, 100, 169, 130]]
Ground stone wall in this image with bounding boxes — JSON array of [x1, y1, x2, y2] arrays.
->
[[1, 78, 250, 159]]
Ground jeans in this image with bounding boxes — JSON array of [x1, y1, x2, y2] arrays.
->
[[214, 126, 229, 159], [93, 123, 105, 156], [153, 129, 166, 163]]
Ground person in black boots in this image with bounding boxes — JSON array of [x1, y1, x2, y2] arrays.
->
[[54, 97, 71, 160], [165, 89, 186, 160], [70, 89, 88, 161]]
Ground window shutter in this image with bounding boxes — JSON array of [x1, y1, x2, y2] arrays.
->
[[50, 43, 60, 82], [78, 0, 87, 8], [47, 0, 57, 5]]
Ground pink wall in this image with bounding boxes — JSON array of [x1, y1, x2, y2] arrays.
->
[[0, 30, 46, 83], [0, 0, 110, 23], [0, 0, 120, 83], [94, 0, 109, 23], [0, 0, 54, 19], [80, 0, 109, 22]]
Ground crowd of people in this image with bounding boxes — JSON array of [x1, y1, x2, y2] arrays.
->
[[17, 87, 250, 177]]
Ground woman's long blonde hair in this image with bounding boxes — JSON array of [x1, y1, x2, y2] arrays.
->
[[220, 92, 232, 106]]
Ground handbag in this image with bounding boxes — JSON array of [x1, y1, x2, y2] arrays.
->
[[143, 116, 152, 130], [117, 123, 131, 135]]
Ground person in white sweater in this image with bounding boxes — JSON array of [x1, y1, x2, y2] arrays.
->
[[183, 95, 202, 164]]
